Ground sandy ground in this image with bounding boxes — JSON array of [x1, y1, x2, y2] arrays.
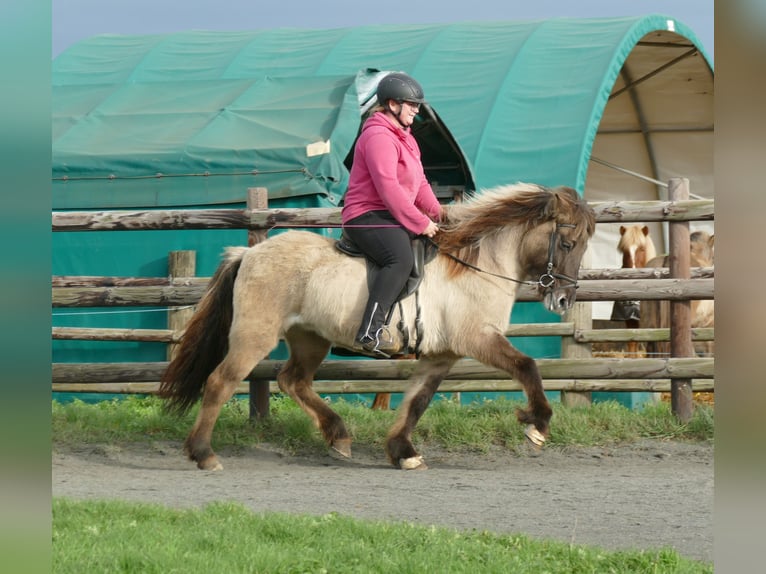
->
[[52, 438, 713, 563]]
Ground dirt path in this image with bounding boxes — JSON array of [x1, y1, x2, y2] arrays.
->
[[52, 439, 713, 563]]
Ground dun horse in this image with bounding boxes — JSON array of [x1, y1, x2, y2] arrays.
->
[[159, 183, 596, 471], [640, 230, 715, 357], [613, 225, 657, 356]]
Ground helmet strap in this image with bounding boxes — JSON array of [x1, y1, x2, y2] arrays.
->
[[386, 101, 408, 129]]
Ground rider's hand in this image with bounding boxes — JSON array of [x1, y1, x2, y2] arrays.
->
[[423, 220, 439, 238]]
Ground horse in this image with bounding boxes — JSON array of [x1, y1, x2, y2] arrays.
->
[[640, 230, 715, 357], [159, 183, 596, 471], [617, 224, 657, 271], [612, 225, 657, 356]]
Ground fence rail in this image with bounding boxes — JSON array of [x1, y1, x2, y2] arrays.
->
[[52, 199, 714, 232], [52, 357, 713, 384], [51, 278, 713, 308], [51, 325, 715, 345], [52, 379, 715, 395]]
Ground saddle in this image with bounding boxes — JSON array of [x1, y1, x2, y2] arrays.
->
[[334, 232, 439, 356], [335, 233, 438, 300]]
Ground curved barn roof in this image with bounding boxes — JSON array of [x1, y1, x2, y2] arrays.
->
[[53, 15, 713, 322], [54, 15, 712, 199]]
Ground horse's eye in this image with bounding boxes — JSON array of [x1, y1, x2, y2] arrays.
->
[[561, 239, 574, 251]]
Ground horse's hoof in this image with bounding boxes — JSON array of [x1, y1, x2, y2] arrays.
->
[[331, 438, 352, 459], [524, 424, 546, 448], [197, 457, 223, 471], [399, 455, 428, 470]]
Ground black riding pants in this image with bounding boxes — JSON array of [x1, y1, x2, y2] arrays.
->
[[343, 210, 414, 337]]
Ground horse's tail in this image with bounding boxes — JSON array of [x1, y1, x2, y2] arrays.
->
[[159, 247, 247, 415]]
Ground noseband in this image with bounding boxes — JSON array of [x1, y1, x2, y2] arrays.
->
[[441, 222, 580, 291]]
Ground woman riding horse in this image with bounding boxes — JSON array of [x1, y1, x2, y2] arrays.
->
[[160, 183, 596, 471]]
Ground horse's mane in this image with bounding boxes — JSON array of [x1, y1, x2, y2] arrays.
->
[[435, 182, 595, 275]]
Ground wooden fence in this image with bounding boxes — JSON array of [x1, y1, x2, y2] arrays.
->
[[52, 181, 714, 420]]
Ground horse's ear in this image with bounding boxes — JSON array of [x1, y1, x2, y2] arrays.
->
[[620, 225, 627, 235], [709, 234, 715, 248], [542, 192, 559, 220], [641, 226, 649, 236]]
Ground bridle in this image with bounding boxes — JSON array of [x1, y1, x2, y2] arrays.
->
[[540, 222, 579, 289], [439, 222, 580, 292]]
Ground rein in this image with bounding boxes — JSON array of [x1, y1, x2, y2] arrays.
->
[[436, 223, 579, 290]]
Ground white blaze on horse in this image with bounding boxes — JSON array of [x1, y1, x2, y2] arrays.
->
[[159, 183, 596, 471]]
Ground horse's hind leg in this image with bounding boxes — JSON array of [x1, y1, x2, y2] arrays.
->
[[278, 328, 351, 457], [469, 332, 552, 446], [186, 332, 278, 471], [385, 354, 458, 470]]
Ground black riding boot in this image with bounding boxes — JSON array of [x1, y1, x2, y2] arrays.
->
[[353, 301, 400, 357]]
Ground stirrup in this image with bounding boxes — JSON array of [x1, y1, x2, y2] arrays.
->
[[355, 328, 399, 358]]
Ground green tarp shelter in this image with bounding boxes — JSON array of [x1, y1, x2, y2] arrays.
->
[[53, 16, 714, 405], [53, 70, 472, 210]]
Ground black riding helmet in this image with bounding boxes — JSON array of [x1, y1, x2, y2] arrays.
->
[[376, 72, 426, 105]]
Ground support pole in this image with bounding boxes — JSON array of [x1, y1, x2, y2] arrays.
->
[[166, 250, 196, 361], [668, 178, 694, 422], [561, 253, 593, 407], [247, 187, 271, 420]]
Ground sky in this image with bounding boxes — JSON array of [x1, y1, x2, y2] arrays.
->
[[52, 0, 714, 60]]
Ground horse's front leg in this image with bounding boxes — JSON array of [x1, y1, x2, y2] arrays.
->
[[385, 353, 458, 470], [470, 331, 553, 447]]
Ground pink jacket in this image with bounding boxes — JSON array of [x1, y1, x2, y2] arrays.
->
[[341, 112, 442, 235]]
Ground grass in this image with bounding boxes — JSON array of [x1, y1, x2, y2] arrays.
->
[[52, 394, 714, 454], [52, 498, 712, 574], [52, 397, 713, 572]]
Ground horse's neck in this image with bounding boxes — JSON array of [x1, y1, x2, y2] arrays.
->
[[476, 227, 524, 279], [642, 239, 657, 266], [632, 242, 656, 268], [691, 253, 713, 267], [690, 246, 713, 266]]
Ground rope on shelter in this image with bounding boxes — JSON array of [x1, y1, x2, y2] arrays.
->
[[52, 306, 194, 317], [52, 168, 307, 182], [589, 156, 708, 200]]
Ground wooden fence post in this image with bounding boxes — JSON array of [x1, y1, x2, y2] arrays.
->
[[561, 252, 593, 407], [668, 178, 695, 422], [247, 187, 271, 420], [167, 250, 196, 360]]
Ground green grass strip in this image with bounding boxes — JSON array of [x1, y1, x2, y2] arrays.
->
[[53, 498, 711, 574], [52, 395, 713, 453]]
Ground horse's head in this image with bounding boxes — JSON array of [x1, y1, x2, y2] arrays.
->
[[690, 230, 714, 266], [436, 183, 595, 313], [519, 186, 596, 314], [618, 225, 656, 269]]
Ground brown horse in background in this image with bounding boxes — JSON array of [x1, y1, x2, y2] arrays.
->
[[159, 183, 596, 471], [613, 225, 657, 356], [640, 230, 715, 357]]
